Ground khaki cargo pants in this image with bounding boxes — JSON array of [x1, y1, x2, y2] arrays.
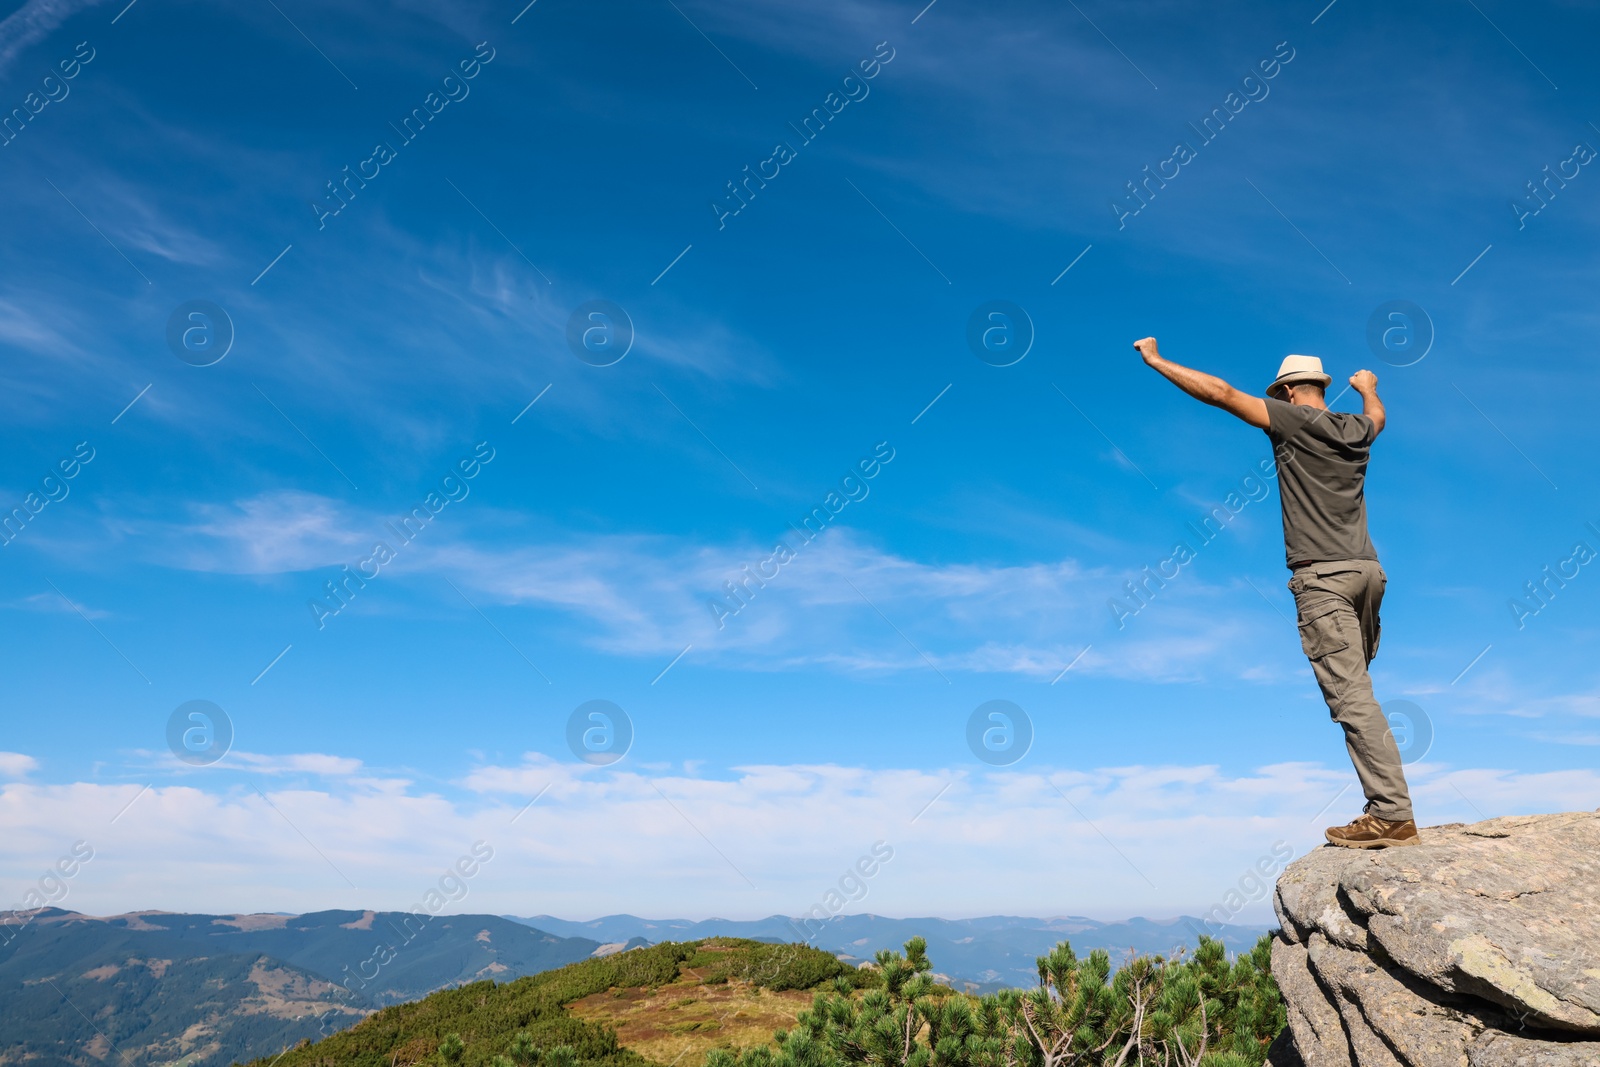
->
[[1287, 559, 1414, 823]]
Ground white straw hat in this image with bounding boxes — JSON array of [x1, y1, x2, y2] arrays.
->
[[1266, 354, 1333, 398]]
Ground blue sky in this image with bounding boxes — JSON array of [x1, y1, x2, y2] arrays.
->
[[1, 0, 1598, 923]]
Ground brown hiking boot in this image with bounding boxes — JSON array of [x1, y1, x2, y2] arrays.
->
[[1324, 813, 1420, 849]]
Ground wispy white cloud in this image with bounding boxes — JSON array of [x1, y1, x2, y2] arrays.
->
[[0, 296, 79, 359], [226, 751, 367, 776], [1526, 731, 1600, 746], [1422, 663, 1600, 721], [126, 489, 1280, 682], [107, 191, 231, 266], [169, 492, 372, 575], [0, 0, 106, 81], [4, 591, 109, 617], [57, 486, 1600, 705], [411, 529, 1281, 683]]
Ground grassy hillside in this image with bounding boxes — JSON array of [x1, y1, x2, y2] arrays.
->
[[565, 943, 850, 1067], [241, 939, 858, 1067]]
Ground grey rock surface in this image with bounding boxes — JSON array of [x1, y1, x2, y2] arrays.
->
[[1307, 931, 1494, 1066], [1467, 1030, 1600, 1066], [1274, 848, 1372, 950], [1274, 935, 1354, 1067], [1270, 811, 1600, 1067]]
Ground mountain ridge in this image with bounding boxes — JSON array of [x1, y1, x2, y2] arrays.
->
[[503, 911, 1274, 991], [0, 907, 601, 1067]]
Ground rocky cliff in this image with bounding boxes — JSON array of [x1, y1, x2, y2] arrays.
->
[[1269, 810, 1600, 1067]]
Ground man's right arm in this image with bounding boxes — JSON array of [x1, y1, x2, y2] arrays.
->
[[1350, 369, 1385, 438], [1134, 337, 1270, 430]]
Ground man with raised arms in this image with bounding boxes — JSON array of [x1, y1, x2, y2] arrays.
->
[[1133, 338, 1417, 848]]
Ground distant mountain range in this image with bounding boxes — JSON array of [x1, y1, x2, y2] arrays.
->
[[0, 908, 601, 1067], [504, 913, 1274, 992], [0, 908, 1271, 1067]]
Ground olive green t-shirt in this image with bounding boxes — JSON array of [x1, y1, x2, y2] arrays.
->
[[1264, 398, 1379, 568]]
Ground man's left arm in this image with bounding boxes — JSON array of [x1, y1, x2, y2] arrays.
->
[[1133, 337, 1270, 429]]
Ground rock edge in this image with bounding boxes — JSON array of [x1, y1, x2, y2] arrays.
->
[[1269, 810, 1600, 1067]]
